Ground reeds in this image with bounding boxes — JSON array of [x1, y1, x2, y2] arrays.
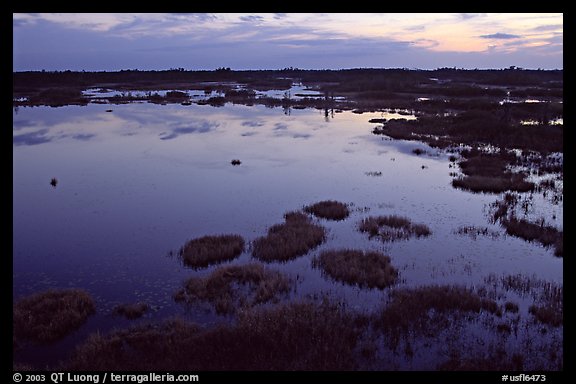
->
[[178, 234, 245, 268], [252, 211, 326, 262], [358, 215, 431, 241], [376, 285, 500, 333], [501, 217, 563, 257], [313, 249, 398, 289], [112, 302, 149, 319], [66, 300, 361, 370], [173, 263, 292, 314], [13, 289, 96, 344], [303, 200, 350, 221]]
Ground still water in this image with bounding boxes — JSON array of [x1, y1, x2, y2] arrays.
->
[[13, 101, 563, 367]]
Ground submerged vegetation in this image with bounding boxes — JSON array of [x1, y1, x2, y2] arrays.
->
[[303, 200, 350, 221], [252, 211, 326, 262], [13, 289, 95, 344], [178, 234, 245, 269], [358, 215, 431, 241], [173, 263, 292, 314], [313, 249, 398, 289]]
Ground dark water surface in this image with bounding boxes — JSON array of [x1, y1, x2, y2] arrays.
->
[[13, 101, 563, 368]]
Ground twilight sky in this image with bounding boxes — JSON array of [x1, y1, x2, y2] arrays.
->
[[13, 13, 563, 71]]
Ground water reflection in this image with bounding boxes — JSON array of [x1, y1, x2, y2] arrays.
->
[[13, 101, 562, 368]]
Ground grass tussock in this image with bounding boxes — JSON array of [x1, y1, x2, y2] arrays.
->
[[252, 211, 326, 262], [173, 263, 292, 314], [452, 175, 535, 193], [179, 234, 245, 268], [313, 249, 398, 289], [376, 285, 500, 334], [502, 217, 563, 257], [528, 305, 562, 327], [13, 289, 96, 344], [303, 200, 350, 221], [113, 302, 149, 319], [358, 215, 431, 241], [66, 300, 361, 370]]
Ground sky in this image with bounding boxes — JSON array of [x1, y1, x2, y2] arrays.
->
[[13, 13, 563, 71]]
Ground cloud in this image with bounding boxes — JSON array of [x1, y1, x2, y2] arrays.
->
[[13, 130, 51, 146], [458, 13, 485, 21], [242, 120, 265, 127], [239, 15, 264, 23], [532, 24, 562, 32], [480, 33, 521, 40], [71, 133, 96, 141], [159, 121, 218, 140]]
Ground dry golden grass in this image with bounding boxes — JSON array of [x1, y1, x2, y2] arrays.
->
[[13, 289, 96, 344], [313, 249, 398, 289], [173, 263, 293, 314]]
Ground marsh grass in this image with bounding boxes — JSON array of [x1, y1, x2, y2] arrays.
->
[[112, 302, 149, 319], [66, 300, 361, 370], [452, 154, 535, 193], [13, 289, 96, 344], [455, 226, 500, 239], [313, 249, 398, 289], [452, 175, 535, 193], [303, 200, 350, 221], [173, 263, 292, 314], [358, 215, 431, 241], [529, 305, 562, 326], [178, 234, 245, 268], [252, 211, 326, 262], [501, 217, 563, 257], [376, 285, 500, 335]]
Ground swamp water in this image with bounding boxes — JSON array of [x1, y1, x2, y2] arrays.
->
[[13, 101, 563, 369]]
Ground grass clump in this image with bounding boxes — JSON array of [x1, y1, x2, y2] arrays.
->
[[376, 285, 499, 335], [529, 305, 562, 327], [358, 215, 431, 241], [13, 289, 96, 344], [173, 263, 292, 314], [452, 154, 535, 193], [252, 211, 326, 262], [112, 302, 149, 319], [303, 200, 350, 221], [501, 217, 563, 257], [178, 234, 245, 268], [313, 249, 398, 289], [66, 300, 361, 370], [452, 175, 535, 193]]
